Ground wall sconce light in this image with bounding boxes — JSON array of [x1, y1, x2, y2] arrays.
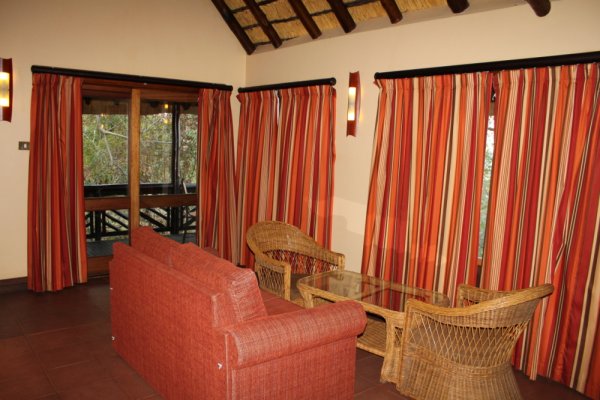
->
[[0, 58, 13, 122], [346, 71, 360, 137]]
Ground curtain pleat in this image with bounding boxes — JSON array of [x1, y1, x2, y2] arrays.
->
[[276, 86, 336, 247], [236, 85, 336, 266], [362, 74, 492, 302], [482, 64, 600, 398], [236, 90, 279, 266], [27, 74, 87, 292], [197, 88, 238, 264]]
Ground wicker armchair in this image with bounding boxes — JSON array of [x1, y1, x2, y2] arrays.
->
[[246, 221, 345, 302], [396, 283, 554, 400]]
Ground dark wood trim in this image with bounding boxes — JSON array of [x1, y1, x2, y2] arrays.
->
[[243, 0, 283, 48], [525, 0, 551, 16], [88, 256, 112, 276], [288, 0, 322, 39], [129, 89, 141, 230], [211, 0, 257, 55], [326, 0, 356, 33], [380, 0, 403, 23], [85, 196, 129, 212], [85, 194, 196, 212], [140, 194, 196, 208], [446, 0, 469, 14], [0, 277, 27, 294], [31, 66, 233, 91], [239, 77, 336, 93], [374, 51, 600, 80]]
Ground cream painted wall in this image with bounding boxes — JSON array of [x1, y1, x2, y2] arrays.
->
[[246, 0, 600, 272], [0, 0, 246, 279]]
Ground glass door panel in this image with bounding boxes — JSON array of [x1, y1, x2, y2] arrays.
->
[[138, 99, 198, 243], [82, 97, 130, 262]]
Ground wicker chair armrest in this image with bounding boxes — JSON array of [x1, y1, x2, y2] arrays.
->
[[253, 250, 290, 272], [457, 284, 509, 305], [223, 301, 366, 368]]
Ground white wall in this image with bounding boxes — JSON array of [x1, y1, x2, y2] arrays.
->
[[0, 0, 246, 279], [246, 0, 600, 272]]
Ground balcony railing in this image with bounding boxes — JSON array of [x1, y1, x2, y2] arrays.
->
[[84, 183, 197, 242]]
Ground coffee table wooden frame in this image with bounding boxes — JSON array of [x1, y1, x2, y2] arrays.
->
[[297, 270, 449, 384]]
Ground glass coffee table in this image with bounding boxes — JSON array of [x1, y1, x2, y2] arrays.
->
[[297, 270, 450, 384]]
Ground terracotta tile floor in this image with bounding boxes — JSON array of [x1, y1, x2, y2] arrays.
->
[[0, 277, 590, 400]]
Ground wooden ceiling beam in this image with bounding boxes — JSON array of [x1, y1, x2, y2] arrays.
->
[[326, 0, 356, 33], [211, 0, 256, 55], [524, 0, 551, 16], [243, 0, 283, 48], [446, 0, 469, 13], [380, 0, 403, 23], [288, 0, 322, 39]]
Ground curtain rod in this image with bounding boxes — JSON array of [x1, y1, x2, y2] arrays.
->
[[31, 65, 233, 91], [374, 51, 600, 80], [238, 77, 336, 93]]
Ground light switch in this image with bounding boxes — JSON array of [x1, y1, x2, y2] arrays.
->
[[18, 141, 30, 150]]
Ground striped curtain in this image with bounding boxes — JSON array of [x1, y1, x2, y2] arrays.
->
[[362, 73, 492, 302], [236, 90, 279, 266], [482, 64, 600, 398], [236, 85, 337, 266], [276, 86, 336, 245], [28, 74, 88, 292], [197, 88, 239, 264]]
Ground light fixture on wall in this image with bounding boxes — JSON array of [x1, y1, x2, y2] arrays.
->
[[0, 58, 13, 122], [346, 71, 360, 136]]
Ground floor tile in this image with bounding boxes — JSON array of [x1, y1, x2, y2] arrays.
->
[[45, 359, 110, 392], [0, 371, 54, 400], [57, 378, 129, 400]]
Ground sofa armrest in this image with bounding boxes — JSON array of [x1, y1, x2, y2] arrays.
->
[[223, 301, 366, 368]]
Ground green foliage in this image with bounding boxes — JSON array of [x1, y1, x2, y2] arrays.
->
[[83, 103, 198, 188], [478, 116, 495, 258]]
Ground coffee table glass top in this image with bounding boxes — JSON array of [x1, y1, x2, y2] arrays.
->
[[298, 270, 449, 312]]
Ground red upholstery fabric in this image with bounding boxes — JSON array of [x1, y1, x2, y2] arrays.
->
[[172, 243, 267, 324], [260, 289, 303, 315], [110, 232, 367, 400], [130, 226, 181, 266]]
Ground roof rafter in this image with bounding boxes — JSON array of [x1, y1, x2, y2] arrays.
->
[[211, 0, 256, 55], [288, 0, 322, 39], [243, 0, 283, 48], [446, 0, 469, 13], [380, 0, 403, 23], [326, 0, 357, 33], [524, 0, 551, 16]]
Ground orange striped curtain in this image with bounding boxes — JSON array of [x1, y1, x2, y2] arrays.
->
[[275, 85, 337, 247], [362, 73, 492, 301], [236, 90, 279, 266], [482, 64, 600, 398], [28, 74, 88, 292], [236, 85, 337, 266], [197, 88, 239, 264]]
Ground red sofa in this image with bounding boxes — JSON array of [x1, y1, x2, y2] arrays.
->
[[110, 227, 367, 400]]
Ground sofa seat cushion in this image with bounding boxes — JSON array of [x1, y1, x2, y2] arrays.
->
[[172, 244, 267, 325], [131, 227, 180, 266], [261, 290, 303, 315]]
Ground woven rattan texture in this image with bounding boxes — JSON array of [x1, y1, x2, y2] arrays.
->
[[246, 221, 344, 301], [397, 283, 554, 400]]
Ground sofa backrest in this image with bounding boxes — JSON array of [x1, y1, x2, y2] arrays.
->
[[172, 244, 267, 325], [131, 226, 181, 266]]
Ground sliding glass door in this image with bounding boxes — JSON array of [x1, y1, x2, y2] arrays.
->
[[82, 84, 199, 275]]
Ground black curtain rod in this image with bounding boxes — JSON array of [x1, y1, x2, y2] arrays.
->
[[238, 77, 336, 93], [31, 65, 233, 91], [374, 51, 600, 80]]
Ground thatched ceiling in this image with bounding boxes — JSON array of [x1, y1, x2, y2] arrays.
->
[[211, 0, 551, 54]]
